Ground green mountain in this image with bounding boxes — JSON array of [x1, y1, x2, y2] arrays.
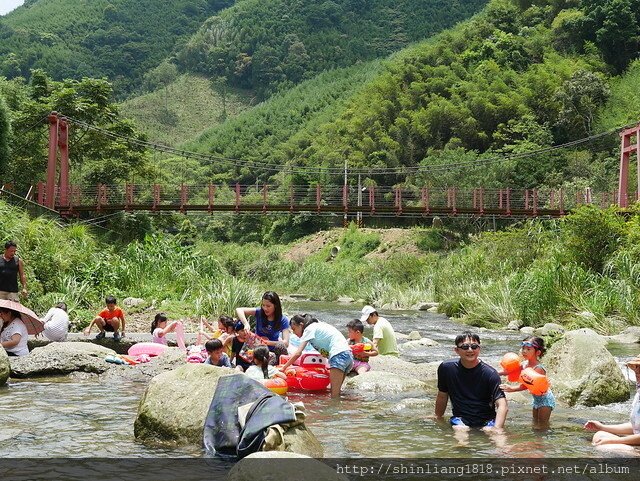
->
[[0, 0, 234, 94], [186, 0, 640, 192], [177, 0, 488, 98]]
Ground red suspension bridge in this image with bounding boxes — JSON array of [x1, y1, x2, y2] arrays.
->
[[18, 113, 640, 219]]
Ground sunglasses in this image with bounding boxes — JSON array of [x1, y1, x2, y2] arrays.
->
[[521, 341, 540, 349], [456, 343, 480, 350]]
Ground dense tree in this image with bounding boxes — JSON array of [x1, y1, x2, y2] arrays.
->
[[0, 72, 149, 192], [0, 0, 234, 96], [176, 0, 488, 98]]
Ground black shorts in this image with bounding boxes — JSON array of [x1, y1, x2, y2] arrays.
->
[[103, 322, 116, 332]]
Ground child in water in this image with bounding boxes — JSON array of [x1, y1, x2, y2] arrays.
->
[[500, 336, 555, 427], [346, 319, 378, 375], [150, 312, 186, 351], [244, 345, 287, 382]]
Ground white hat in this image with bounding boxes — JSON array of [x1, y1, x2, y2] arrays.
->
[[360, 305, 377, 323]]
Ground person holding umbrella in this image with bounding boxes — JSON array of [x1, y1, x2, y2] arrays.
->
[[0, 300, 44, 356], [0, 307, 29, 356]]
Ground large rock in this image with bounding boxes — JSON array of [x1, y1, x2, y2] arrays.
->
[[0, 348, 9, 386], [123, 297, 145, 307], [607, 326, 640, 344], [534, 322, 565, 336], [134, 364, 232, 445], [367, 355, 439, 384], [228, 453, 347, 481], [545, 329, 629, 406], [9, 342, 117, 378], [134, 365, 323, 456], [407, 331, 422, 340], [398, 338, 439, 352], [280, 425, 324, 458], [344, 370, 428, 393]]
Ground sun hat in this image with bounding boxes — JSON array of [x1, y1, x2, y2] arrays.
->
[[360, 305, 377, 323]]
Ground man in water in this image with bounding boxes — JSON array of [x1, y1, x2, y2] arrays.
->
[[0, 240, 27, 302], [360, 305, 398, 356], [435, 331, 507, 429]]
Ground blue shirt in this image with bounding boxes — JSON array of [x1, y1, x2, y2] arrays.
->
[[254, 307, 290, 342], [300, 321, 350, 359], [205, 352, 231, 368]]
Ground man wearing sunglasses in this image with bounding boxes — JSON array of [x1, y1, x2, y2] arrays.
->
[[435, 331, 508, 429]]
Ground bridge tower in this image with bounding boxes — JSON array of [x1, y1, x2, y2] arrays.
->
[[618, 123, 640, 208], [42, 112, 70, 211]]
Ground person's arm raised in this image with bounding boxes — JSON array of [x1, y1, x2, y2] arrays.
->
[[235, 307, 256, 330]]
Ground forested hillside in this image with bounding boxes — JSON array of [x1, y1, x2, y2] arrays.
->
[[177, 0, 488, 98], [0, 0, 233, 94], [188, 0, 640, 192]]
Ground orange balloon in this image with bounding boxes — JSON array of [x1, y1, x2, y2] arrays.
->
[[519, 367, 550, 395]]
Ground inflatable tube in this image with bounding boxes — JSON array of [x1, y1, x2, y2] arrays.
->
[[128, 342, 168, 357], [263, 377, 288, 395], [282, 365, 330, 391], [519, 367, 550, 395], [500, 352, 522, 382], [350, 343, 372, 355]]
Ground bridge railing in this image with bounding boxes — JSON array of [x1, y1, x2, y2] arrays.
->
[[39, 183, 622, 217]]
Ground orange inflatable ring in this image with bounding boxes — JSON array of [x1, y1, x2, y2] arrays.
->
[[263, 377, 288, 396], [519, 367, 550, 396], [500, 352, 522, 382]]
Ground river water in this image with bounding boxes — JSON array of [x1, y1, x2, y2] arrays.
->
[[1, 303, 638, 460]]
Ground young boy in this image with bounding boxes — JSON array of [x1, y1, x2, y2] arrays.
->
[[83, 295, 126, 341], [346, 319, 378, 375], [204, 339, 232, 368]]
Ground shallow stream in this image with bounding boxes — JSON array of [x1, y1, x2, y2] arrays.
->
[[1, 302, 638, 459]]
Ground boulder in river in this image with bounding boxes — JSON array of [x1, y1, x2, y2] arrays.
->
[[0, 348, 9, 386], [398, 338, 439, 352], [344, 370, 429, 393], [407, 330, 422, 340], [9, 342, 117, 378], [545, 328, 629, 406], [134, 364, 231, 445], [367, 355, 439, 385], [534, 322, 565, 336], [606, 326, 640, 344], [134, 365, 323, 456]]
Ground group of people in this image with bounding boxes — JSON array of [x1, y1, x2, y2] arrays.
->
[[152, 291, 399, 398], [1, 241, 70, 357], [435, 330, 640, 450]]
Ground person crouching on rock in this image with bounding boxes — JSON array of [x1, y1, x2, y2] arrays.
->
[[83, 295, 126, 341]]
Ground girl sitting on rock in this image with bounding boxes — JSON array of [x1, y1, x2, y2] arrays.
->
[[150, 312, 186, 351], [584, 357, 640, 451]]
